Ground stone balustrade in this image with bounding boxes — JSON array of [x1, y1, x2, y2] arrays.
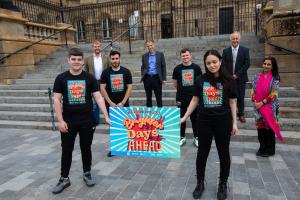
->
[[0, 8, 76, 84]]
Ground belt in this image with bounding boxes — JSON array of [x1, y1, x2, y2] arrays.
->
[[146, 74, 159, 77]]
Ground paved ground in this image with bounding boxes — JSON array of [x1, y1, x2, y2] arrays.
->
[[0, 128, 299, 200]]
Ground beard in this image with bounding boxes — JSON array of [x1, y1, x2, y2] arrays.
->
[[112, 61, 120, 68]]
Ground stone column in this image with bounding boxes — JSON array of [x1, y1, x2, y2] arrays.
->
[[0, 8, 34, 84], [263, 0, 300, 88]]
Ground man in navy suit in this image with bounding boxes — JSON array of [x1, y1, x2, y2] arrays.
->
[[222, 31, 250, 123], [141, 40, 167, 107]]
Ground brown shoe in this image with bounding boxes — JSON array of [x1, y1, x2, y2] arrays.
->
[[239, 116, 246, 123]]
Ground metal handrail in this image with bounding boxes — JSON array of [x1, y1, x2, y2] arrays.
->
[[101, 21, 139, 54], [267, 40, 300, 55], [0, 25, 73, 63]]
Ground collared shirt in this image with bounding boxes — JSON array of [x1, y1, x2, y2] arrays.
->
[[93, 53, 103, 80], [231, 45, 239, 73], [147, 52, 158, 75]]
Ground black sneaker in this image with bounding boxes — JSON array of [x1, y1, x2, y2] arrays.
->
[[217, 181, 227, 200], [107, 151, 115, 157], [83, 171, 95, 187], [193, 180, 204, 199], [52, 177, 70, 194]]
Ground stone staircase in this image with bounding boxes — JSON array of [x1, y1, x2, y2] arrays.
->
[[0, 33, 299, 142]]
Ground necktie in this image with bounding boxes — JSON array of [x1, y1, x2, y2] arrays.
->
[[232, 48, 237, 74]]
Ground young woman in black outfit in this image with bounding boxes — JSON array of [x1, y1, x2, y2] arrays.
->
[[180, 50, 238, 200]]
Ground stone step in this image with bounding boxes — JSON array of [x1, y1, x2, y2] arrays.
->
[[1, 96, 299, 108], [0, 104, 51, 112], [0, 86, 298, 97], [0, 105, 299, 123], [0, 120, 298, 144], [22, 67, 263, 79], [0, 111, 53, 122]]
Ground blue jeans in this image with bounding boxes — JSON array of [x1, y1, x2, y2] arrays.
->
[[93, 103, 101, 125]]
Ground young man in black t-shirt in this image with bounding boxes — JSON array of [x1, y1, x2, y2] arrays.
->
[[52, 48, 110, 194], [172, 48, 202, 147], [100, 50, 132, 156]]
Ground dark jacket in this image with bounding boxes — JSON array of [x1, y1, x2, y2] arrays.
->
[[222, 45, 250, 83], [141, 51, 166, 82]]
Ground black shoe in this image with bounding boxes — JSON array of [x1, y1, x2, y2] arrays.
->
[[217, 181, 227, 200], [193, 180, 204, 199], [256, 148, 266, 156], [107, 151, 115, 157], [52, 177, 71, 194]]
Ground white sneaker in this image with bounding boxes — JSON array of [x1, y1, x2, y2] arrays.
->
[[180, 137, 186, 146], [193, 137, 199, 147]]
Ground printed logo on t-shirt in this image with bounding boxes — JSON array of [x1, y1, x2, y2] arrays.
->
[[182, 69, 194, 86], [67, 80, 86, 104], [110, 74, 124, 92], [203, 82, 223, 107]]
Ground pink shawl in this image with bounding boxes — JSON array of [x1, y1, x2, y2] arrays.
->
[[256, 72, 285, 142]]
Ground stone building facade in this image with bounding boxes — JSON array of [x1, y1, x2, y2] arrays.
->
[[12, 0, 270, 42]]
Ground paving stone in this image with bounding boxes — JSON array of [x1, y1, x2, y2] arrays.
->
[[0, 129, 300, 199], [233, 181, 250, 196], [233, 194, 250, 200], [99, 191, 119, 200]]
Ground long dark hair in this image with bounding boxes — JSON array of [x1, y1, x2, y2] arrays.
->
[[264, 56, 280, 81], [203, 50, 231, 88]]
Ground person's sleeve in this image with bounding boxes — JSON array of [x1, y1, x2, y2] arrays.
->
[[172, 66, 178, 80], [236, 47, 250, 77], [192, 76, 201, 97], [229, 78, 238, 99], [195, 64, 202, 76], [53, 75, 62, 93], [126, 69, 133, 84], [161, 52, 167, 81], [251, 74, 258, 102], [141, 54, 145, 78], [100, 69, 108, 84], [90, 75, 99, 92], [222, 49, 227, 65], [266, 79, 279, 103]]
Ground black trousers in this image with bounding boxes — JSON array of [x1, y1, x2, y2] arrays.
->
[[196, 116, 232, 182], [60, 124, 95, 178], [143, 74, 162, 107], [236, 81, 246, 116], [178, 101, 198, 138], [257, 128, 276, 154]]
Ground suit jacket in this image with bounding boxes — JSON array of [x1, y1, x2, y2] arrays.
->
[[141, 51, 166, 82], [222, 45, 250, 83], [84, 54, 110, 79]]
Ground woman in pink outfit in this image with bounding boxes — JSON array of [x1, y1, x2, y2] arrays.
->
[[251, 56, 282, 157]]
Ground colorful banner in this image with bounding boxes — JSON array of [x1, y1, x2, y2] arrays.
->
[[109, 107, 180, 158]]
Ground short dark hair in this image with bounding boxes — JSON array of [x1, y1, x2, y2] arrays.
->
[[110, 50, 121, 57], [68, 48, 83, 58], [180, 48, 191, 54]]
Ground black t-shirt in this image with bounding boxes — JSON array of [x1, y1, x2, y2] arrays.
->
[[100, 66, 132, 105], [53, 70, 99, 126], [193, 74, 237, 120], [172, 63, 202, 102]]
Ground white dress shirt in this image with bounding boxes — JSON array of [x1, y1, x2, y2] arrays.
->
[[93, 53, 103, 80]]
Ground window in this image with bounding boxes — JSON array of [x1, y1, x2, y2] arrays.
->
[[102, 17, 112, 39]]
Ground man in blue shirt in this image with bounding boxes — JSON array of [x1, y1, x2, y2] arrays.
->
[[141, 40, 166, 107]]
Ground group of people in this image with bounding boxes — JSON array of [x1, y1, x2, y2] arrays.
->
[[51, 31, 281, 200]]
